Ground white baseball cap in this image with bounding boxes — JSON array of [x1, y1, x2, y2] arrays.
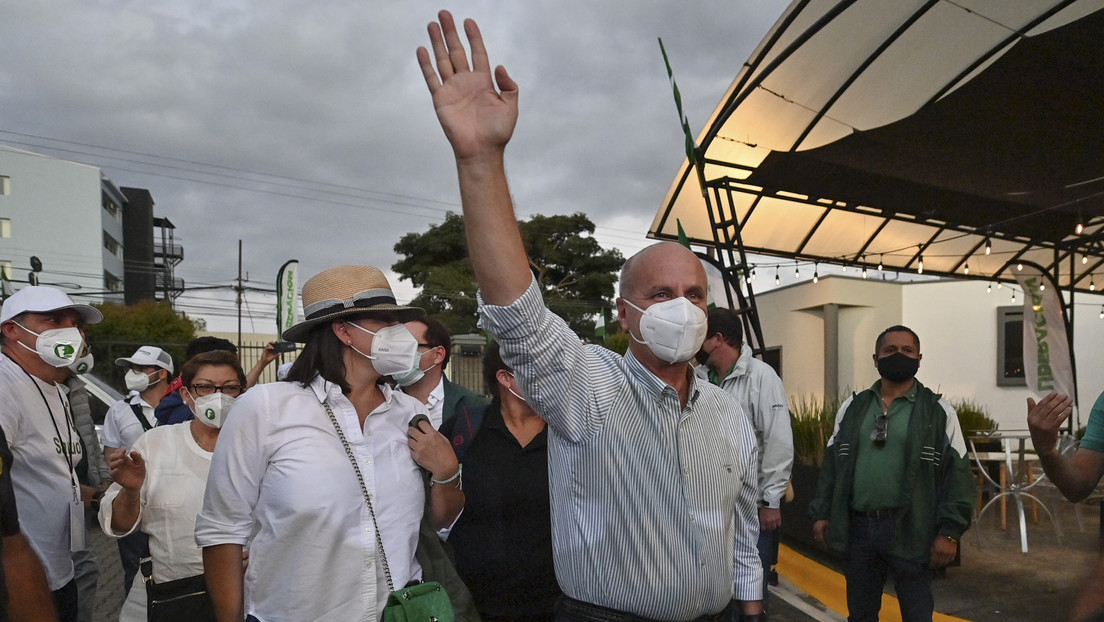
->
[[0, 286, 103, 325], [115, 345, 174, 374]]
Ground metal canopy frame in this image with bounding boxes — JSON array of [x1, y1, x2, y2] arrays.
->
[[651, 0, 1104, 356]]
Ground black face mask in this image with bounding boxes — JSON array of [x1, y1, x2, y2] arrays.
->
[[694, 346, 712, 366], [877, 352, 919, 383]]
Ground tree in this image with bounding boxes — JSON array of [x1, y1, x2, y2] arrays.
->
[[393, 212, 623, 338], [84, 300, 199, 390]]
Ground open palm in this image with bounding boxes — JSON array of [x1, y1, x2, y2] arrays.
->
[[418, 11, 518, 160]]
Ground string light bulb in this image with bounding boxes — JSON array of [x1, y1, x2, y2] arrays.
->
[[1100, 304, 1104, 319], [878, 255, 884, 271], [775, 268, 780, 286], [1011, 290, 1016, 303], [964, 263, 970, 275], [795, 265, 800, 278], [918, 253, 924, 274], [987, 283, 992, 293], [1091, 277, 1096, 292], [862, 266, 868, 279], [1017, 263, 1023, 271], [1039, 282, 1045, 291], [984, 238, 992, 255], [997, 282, 1003, 289], [1084, 254, 1089, 265], [1077, 222, 1085, 235], [813, 264, 819, 284]]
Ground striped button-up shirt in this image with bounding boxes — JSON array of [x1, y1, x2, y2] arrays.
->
[[480, 280, 763, 621]]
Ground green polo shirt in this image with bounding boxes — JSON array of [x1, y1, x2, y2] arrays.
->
[[851, 380, 917, 511]]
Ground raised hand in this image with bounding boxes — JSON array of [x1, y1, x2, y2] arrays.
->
[[1027, 392, 1074, 456], [417, 10, 518, 161], [108, 449, 147, 492]]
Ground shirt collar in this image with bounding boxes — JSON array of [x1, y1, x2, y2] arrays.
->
[[624, 349, 701, 406], [867, 378, 922, 402], [427, 377, 445, 407]]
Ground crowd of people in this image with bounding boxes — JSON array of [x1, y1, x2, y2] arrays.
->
[[0, 9, 1101, 622]]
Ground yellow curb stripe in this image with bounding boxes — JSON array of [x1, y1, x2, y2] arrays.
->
[[776, 544, 970, 622]]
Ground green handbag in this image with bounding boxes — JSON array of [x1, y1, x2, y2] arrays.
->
[[383, 581, 454, 622]]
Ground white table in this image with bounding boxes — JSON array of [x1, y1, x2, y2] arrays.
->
[[969, 432, 1062, 553]]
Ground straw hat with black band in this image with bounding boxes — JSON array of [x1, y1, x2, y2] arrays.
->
[[282, 265, 424, 343]]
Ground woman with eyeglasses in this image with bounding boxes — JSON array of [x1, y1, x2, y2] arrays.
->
[[98, 350, 246, 622]]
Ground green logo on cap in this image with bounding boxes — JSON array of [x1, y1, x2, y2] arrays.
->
[[54, 343, 75, 359], [205, 408, 216, 420], [75, 362, 89, 373]]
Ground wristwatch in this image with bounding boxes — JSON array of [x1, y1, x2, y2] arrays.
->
[[90, 489, 106, 513]]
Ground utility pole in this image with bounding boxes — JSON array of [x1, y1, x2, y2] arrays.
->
[[236, 240, 243, 348]]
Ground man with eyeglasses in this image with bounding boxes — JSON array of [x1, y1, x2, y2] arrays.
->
[[394, 316, 487, 430], [809, 325, 975, 622]]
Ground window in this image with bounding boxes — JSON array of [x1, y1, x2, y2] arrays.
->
[[0, 176, 9, 195], [104, 271, 123, 293], [103, 198, 121, 222], [102, 231, 122, 258], [997, 306, 1026, 386], [0, 218, 9, 238]]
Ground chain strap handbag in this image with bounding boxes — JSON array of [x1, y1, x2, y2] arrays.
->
[[323, 400, 454, 622]]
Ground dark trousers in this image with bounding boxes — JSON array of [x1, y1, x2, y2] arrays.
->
[[117, 531, 149, 596], [51, 578, 79, 622], [844, 514, 933, 622]]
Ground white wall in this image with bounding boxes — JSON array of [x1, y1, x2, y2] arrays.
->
[[0, 146, 106, 302], [756, 275, 1104, 432]]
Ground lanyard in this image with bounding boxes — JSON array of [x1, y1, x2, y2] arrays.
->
[[21, 366, 78, 488]]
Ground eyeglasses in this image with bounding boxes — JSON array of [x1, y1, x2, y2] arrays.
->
[[189, 383, 244, 397], [871, 413, 888, 446]]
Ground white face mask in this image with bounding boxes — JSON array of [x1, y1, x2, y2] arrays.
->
[[68, 348, 94, 375], [124, 369, 161, 393], [623, 297, 707, 364], [391, 349, 438, 387], [13, 322, 85, 368], [192, 392, 236, 429], [345, 322, 419, 376]]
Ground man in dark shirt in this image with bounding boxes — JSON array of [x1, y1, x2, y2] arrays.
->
[[441, 342, 559, 621], [1, 426, 59, 621]]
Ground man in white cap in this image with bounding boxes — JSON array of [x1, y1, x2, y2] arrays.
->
[[101, 345, 174, 597], [102, 346, 174, 456], [0, 285, 102, 622]]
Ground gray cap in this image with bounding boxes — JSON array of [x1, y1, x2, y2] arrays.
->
[[114, 346, 174, 374]]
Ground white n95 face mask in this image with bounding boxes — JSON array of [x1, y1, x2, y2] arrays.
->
[[124, 369, 161, 393], [14, 323, 85, 367], [346, 322, 419, 377], [193, 393, 236, 429], [623, 297, 707, 364], [68, 348, 95, 375]]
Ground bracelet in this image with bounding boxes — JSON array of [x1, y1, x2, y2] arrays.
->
[[430, 464, 462, 487]]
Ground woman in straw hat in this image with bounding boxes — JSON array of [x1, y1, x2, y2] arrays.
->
[[195, 265, 469, 622]]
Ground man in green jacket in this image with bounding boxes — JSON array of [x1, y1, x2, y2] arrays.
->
[[809, 325, 975, 622]]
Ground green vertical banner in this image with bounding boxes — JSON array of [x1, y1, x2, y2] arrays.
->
[[1014, 265, 1075, 401], [659, 38, 699, 164], [276, 259, 300, 341]]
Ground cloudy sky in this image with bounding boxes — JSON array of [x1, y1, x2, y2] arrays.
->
[[0, 0, 792, 332]]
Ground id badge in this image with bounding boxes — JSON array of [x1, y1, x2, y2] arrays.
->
[[70, 487, 86, 551]]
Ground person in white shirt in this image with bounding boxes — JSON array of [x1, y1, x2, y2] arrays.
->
[[100, 350, 246, 622], [100, 345, 175, 598], [196, 265, 472, 622], [393, 316, 487, 430], [0, 285, 103, 622], [101, 346, 174, 456]]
